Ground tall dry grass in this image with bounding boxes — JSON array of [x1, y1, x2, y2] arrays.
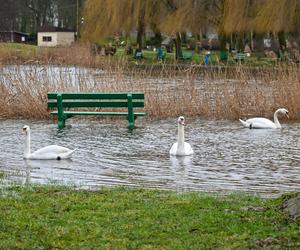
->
[[0, 45, 300, 121]]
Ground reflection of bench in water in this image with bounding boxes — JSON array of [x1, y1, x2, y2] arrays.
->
[[47, 92, 145, 129]]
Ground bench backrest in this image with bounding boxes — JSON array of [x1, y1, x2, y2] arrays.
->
[[181, 52, 193, 60], [47, 92, 145, 108]]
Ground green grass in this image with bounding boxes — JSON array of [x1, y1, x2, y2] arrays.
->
[[0, 186, 299, 249], [114, 47, 280, 67], [0, 42, 290, 67], [0, 42, 36, 50], [0, 42, 37, 54]]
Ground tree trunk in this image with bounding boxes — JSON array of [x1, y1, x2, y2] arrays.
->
[[237, 32, 245, 52], [136, 24, 144, 51], [253, 32, 265, 52], [154, 31, 162, 48], [270, 33, 281, 58], [151, 23, 162, 48], [196, 32, 202, 53], [278, 31, 287, 59], [136, 2, 145, 51], [219, 30, 228, 61], [174, 32, 183, 60]]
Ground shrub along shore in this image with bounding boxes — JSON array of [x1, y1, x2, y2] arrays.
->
[[0, 185, 299, 249]]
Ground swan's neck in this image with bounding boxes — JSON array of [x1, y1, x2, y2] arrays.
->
[[274, 110, 281, 128], [24, 131, 31, 158], [177, 124, 185, 153]]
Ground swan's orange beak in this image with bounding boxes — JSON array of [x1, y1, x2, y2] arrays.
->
[[286, 113, 289, 119]]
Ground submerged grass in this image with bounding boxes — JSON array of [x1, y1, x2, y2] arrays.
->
[[0, 185, 299, 249]]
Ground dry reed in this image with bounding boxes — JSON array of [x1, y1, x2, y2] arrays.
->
[[1, 44, 300, 121]]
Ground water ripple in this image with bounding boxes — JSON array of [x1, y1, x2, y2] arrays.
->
[[0, 118, 299, 197]]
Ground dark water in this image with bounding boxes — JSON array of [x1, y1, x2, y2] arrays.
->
[[0, 117, 299, 197]]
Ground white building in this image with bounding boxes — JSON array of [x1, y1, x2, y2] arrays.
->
[[37, 26, 75, 47]]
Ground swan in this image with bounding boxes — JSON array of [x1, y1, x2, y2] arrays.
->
[[170, 116, 194, 156], [239, 108, 289, 129], [23, 125, 76, 160]]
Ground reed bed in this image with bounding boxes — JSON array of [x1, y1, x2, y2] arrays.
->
[[1, 53, 300, 121]]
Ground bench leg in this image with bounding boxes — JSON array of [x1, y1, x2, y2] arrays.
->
[[127, 93, 135, 129], [56, 93, 66, 129], [127, 111, 135, 129], [128, 118, 135, 130], [58, 118, 65, 129]]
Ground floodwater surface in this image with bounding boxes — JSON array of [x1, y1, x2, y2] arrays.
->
[[0, 118, 299, 197]]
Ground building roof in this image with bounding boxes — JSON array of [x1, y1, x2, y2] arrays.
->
[[0, 31, 29, 35], [162, 37, 172, 45], [37, 26, 74, 33]]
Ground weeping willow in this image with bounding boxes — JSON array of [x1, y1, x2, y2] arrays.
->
[[81, 0, 300, 49], [254, 0, 298, 33], [81, 0, 140, 41]]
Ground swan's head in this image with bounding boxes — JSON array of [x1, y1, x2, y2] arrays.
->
[[278, 108, 289, 118], [22, 125, 30, 135], [178, 116, 185, 126]]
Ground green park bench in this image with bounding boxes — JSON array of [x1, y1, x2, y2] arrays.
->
[[179, 52, 193, 60], [133, 51, 143, 59], [235, 52, 246, 62], [47, 92, 145, 129], [156, 47, 166, 60]]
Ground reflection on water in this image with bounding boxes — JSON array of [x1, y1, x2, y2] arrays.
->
[[170, 155, 193, 192], [0, 118, 300, 197]]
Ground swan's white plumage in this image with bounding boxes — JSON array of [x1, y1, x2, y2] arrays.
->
[[23, 125, 75, 160], [239, 118, 277, 129], [28, 145, 75, 160], [239, 108, 289, 129], [169, 116, 194, 156], [170, 142, 193, 156]]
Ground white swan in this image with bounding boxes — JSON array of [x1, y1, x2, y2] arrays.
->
[[23, 125, 76, 160], [239, 108, 289, 129], [170, 116, 194, 156]]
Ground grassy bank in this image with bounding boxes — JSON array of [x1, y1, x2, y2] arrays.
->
[[0, 186, 299, 249], [0, 42, 283, 67], [0, 42, 103, 67]]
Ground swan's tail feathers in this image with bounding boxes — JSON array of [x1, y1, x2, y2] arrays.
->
[[59, 149, 76, 159], [239, 119, 250, 128]]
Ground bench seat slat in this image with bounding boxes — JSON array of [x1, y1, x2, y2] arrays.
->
[[48, 101, 144, 108], [180, 52, 193, 60], [50, 111, 146, 116], [47, 92, 144, 100]]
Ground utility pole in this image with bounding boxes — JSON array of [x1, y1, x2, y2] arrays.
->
[[10, 21, 14, 42], [76, 0, 79, 39]]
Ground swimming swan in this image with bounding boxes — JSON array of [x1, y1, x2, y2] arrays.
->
[[23, 125, 76, 160], [170, 116, 194, 156], [239, 108, 289, 129]]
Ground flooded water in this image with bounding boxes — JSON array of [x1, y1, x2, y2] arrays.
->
[[0, 117, 299, 197]]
